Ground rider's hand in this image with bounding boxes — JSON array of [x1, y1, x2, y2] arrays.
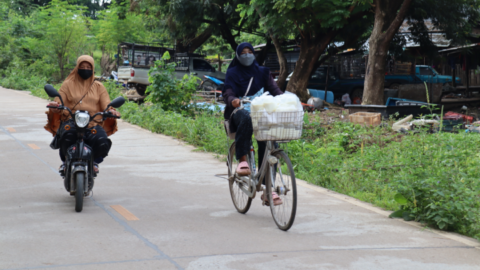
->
[[108, 109, 120, 118], [232, 99, 241, 108], [48, 102, 62, 114]]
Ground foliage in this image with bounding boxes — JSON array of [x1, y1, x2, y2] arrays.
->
[[92, 0, 149, 54], [145, 52, 201, 115], [140, 0, 264, 52], [36, 0, 90, 79]]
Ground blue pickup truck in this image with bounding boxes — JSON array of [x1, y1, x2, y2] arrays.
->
[[385, 65, 462, 88], [283, 65, 462, 99]]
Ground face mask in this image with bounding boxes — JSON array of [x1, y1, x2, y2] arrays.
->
[[238, 53, 255, 67], [78, 69, 93, 80]]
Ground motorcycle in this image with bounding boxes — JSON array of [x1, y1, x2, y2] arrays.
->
[[44, 84, 125, 212], [199, 75, 224, 102]]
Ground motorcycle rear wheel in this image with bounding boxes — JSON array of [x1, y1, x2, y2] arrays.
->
[[75, 172, 85, 212]]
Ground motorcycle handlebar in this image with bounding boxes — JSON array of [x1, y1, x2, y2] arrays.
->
[[46, 105, 73, 116]]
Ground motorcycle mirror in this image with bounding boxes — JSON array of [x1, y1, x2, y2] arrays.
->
[[44, 84, 60, 98], [44, 84, 65, 105], [107, 96, 126, 109]]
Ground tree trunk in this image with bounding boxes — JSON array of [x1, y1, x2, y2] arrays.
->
[[363, 38, 388, 104], [188, 26, 213, 53], [285, 36, 329, 101], [362, 0, 413, 105], [217, 54, 222, 72], [255, 37, 272, 66], [271, 35, 288, 90]]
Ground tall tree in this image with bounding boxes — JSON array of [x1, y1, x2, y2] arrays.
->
[[240, 0, 372, 100], [37, 0, 89, 79], [93, 0, 149, 74], [8, 0, 109, 18], [138, 0, 264, 54], [363, 0, 480, 105]]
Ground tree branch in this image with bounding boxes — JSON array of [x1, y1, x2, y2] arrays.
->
[[383, 0, 413, 43], [294, 21, 306, 39]]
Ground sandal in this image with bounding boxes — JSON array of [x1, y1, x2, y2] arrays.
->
[[261, 192, 283, 206], [94, 163, 99, 174], [236, 161, 251, 176]]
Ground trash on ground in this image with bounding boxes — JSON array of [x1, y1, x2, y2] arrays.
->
[[341, 94, 352, 105], [308, 89, 334, 104], [307, 97, 323, 110], [392, 114, 413, 131], [349, 112, 381, 126], [444, 111, 473, 124]]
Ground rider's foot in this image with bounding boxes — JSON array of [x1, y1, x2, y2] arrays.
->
[[236, 161, 251, 176], [261, 191, 283, 206], [94, 163, 99, 174]]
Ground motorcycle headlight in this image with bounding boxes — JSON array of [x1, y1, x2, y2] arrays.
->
[[75, 111, 90, 128]]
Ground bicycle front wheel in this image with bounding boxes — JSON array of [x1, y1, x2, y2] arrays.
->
[[266, 150, 297, 231], [228, 142, 252, 214]]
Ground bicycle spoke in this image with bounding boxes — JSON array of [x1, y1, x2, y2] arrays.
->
[[228, 142, 252, 214], [267, 150, 297, 231]]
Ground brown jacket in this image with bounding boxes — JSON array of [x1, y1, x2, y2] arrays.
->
[[44, 55, 118, 137]]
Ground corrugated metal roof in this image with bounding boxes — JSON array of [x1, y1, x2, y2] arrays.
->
[[438, 43, 480, 53], [399, 20, 451, 48]]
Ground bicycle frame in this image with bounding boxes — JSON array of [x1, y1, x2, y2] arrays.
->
[[228, 98, 289, 198], [231, 140, 287, 199]]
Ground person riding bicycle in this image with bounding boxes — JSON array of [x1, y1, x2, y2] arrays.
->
[[44, 55, 121, 175], [223, 42, 284, 205]]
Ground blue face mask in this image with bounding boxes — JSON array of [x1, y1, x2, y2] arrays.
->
[[238, 53, 255, 67]]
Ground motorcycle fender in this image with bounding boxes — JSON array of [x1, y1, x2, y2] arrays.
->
[[72, 165, 87, 174], [70, 165, 88, 194]]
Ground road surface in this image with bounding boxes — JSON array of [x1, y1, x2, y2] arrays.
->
[[1, 87, 479, 270]]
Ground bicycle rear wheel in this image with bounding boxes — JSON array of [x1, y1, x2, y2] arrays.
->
[[266, 150, 297, 231], [228, 142, 252, 214]]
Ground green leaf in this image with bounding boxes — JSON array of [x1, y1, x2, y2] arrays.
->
[[394, 193, 408, 205], [402, 211, 414, 221], [389, 210, 405, 219]]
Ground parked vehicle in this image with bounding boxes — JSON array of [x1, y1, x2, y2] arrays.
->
[[116, 43, 175, 95], [44, 84, 125, 212], [174, 53, 225, 82], [282, 65, 461, 99], [282, 66, 372, 99], [200, 75, 224, 91], [116, 42, 225, 96], [416, 65, 461, 85]]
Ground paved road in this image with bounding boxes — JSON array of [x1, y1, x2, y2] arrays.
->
[[1, 87, 480, 270]]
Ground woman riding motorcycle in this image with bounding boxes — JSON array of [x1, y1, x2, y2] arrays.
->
[[223, 42, 284, 205], [44, 55, 120, 174]]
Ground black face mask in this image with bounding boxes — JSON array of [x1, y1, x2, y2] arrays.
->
[[78, 69, 93, 80]]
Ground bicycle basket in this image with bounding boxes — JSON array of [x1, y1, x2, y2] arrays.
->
[[251, 111, 304, 141]]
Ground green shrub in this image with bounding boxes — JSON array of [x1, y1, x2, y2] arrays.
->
[[145, 52, 201, 116]]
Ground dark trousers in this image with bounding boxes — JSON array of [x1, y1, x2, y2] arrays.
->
[[230, 109, 267, 171], [59, 125, 111, 163]]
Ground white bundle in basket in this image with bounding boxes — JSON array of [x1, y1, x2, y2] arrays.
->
[[250, 92, 304, 141], [251, 91, 303, 113]]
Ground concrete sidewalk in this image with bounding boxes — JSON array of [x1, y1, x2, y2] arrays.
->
[[0, 87, 479, 270]]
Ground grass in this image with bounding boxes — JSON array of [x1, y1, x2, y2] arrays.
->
[[6, 78, 480, 240]]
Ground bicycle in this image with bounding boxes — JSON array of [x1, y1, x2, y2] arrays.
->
[[226, 99, 302, 231]]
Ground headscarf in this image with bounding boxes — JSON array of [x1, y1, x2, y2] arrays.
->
[[61, 55, 96, 103], [224, 42, 270, 97]]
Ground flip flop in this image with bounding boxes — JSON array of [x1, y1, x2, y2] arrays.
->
[[261, 192, 283, 206], [236, 161, 251, 176]]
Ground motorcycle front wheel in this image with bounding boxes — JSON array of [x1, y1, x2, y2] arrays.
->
[[75, 172, 85, 212]]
